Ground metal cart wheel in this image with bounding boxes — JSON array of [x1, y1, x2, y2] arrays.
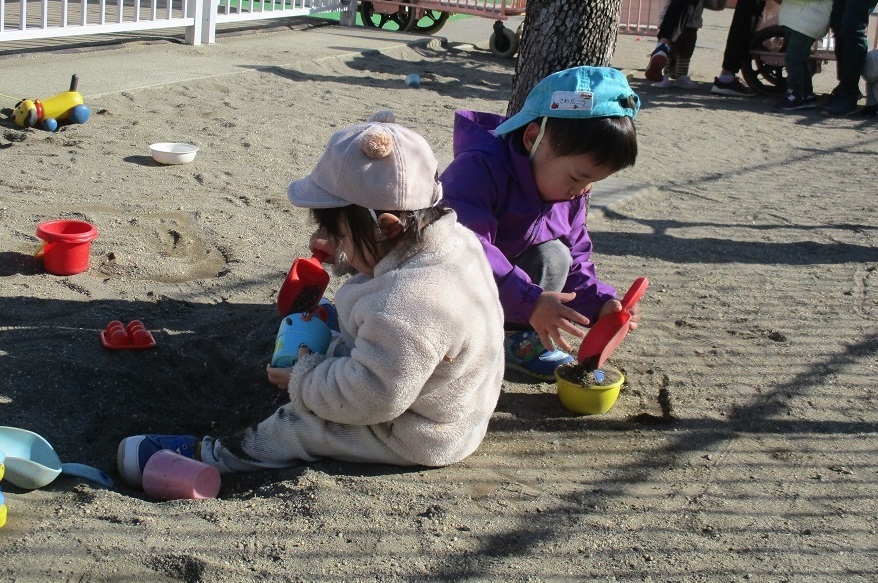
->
[[359, 1, 414, 31], [405, 7, 449, 34], [742, 25, 789, 95], [489, 22, 519, 59]]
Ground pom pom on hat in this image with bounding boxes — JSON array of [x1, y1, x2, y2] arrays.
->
[[360, 126, 394, 159], [288, 111, 440, 211]]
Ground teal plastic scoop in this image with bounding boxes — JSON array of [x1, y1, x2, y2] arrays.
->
[[0, 426, 113, 490]]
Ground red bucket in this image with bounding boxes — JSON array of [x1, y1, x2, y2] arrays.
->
[[35, 219, 99, 275]]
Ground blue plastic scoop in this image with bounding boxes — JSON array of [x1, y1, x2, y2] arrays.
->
[[0, 426, 113, 490]]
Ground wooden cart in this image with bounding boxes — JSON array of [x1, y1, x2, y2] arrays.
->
[[358, 0, 527, 57]]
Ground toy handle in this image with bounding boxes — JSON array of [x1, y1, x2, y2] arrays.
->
[[60, 462, 114, 488], [34, 242, 51, 258], [620, 277, 649, 312], [312, 249, 328, 263]]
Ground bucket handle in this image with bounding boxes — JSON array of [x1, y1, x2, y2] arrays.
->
[[34, 241, 52, 258]]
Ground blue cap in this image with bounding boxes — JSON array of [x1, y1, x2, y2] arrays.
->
[[494, 66, 640, 136]]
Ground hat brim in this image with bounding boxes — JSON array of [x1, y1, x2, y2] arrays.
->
[[287, 177, 350, 209], [493, 111, 536, 136]]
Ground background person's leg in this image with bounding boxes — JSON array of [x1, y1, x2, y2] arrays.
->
[[836, 0, 878, 95], [721, 0, 763, 74], [674, 26, 699, 88], [647, 0, 702, 81], [778, 29, 819, 110], [825, 0, 878, 115]]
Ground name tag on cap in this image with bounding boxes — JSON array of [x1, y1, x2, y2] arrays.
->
[[550, 91, 594, 111]]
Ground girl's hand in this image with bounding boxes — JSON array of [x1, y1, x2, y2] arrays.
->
[[528, 291, 589, 353], [309, 229, 336, 264], [266, 365, 292, 390], [265, 346, 312, 390]]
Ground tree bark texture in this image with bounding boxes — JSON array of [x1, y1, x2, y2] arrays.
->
[[507, 0, 624, 116]]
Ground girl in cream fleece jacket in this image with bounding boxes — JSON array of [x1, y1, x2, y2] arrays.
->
[[117, 113, 504, 485], [204, 116, 505, 471]]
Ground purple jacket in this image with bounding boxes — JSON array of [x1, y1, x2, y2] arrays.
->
[[439, 110, 615, 326]]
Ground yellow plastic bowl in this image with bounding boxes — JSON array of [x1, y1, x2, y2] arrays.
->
[[0, 450, 5, 482], [555, 364, 624, 415]]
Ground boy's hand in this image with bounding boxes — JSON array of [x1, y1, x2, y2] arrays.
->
[[529, 291, 589, 353], [597, 298, 642, 330]]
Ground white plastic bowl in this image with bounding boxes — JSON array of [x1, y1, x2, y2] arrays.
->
[[149, 142, 198, 165]]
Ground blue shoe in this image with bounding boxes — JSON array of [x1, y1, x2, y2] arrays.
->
[[504, 330, 574, 382], [645, 43, 670, 83], [117, 434, 198, 488]]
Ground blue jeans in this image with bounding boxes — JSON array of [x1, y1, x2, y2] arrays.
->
[[830, 0, 878, 96], [785, 28, 816, 97]]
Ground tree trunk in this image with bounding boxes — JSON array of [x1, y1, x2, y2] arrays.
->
[[507, 0, 624, 116]]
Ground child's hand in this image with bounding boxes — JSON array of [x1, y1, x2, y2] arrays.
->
[[529, 291, 590, 353], [309, 229, 336, 263], [598, 298, 642, 330], [266, 365, 292, 390], [266, 345, 313, 389]]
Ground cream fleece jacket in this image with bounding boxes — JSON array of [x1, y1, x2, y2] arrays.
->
[[779, 0, 831, 40], [289, 212, 505, 466]]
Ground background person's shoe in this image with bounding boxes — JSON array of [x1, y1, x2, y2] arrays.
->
[[645, 44, 670, 82], [823, 94, 859, 117], [653, 72, 674, 88], [118, 434, 198, 488], [711, 76, 754, 96], [776, 90, 816, 111], [504, 330, 574, 382], [675, 75, 697, 90]]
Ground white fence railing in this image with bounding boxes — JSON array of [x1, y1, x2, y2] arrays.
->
[[0, 0, 356, 45]]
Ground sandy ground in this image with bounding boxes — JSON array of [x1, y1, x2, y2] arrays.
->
[[1, 10, 877, 582]]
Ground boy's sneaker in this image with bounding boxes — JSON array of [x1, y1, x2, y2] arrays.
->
[[117, 434, 198, 488], [504, 330, 574, 382], [711, 76, 754, 96], [645, 43, 670, 83], [675, 75, 697, 90], [776, 90, 816, 111]]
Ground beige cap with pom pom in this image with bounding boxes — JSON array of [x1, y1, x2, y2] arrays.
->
[[288, 111, 442, 211]]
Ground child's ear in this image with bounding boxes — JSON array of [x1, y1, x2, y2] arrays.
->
[[522, 121, 542, 154], [376, 213, 403, 239]]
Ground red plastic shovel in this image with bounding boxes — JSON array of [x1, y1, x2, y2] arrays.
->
[[277, 250, 329, 316], [577, 277, 649, 369]]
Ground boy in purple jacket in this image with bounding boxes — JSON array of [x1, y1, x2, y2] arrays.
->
[[440, 66, 642, 381]]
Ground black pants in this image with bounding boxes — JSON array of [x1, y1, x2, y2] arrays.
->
[[721, 0, 764, 74], [658, 0, 764, 74]]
